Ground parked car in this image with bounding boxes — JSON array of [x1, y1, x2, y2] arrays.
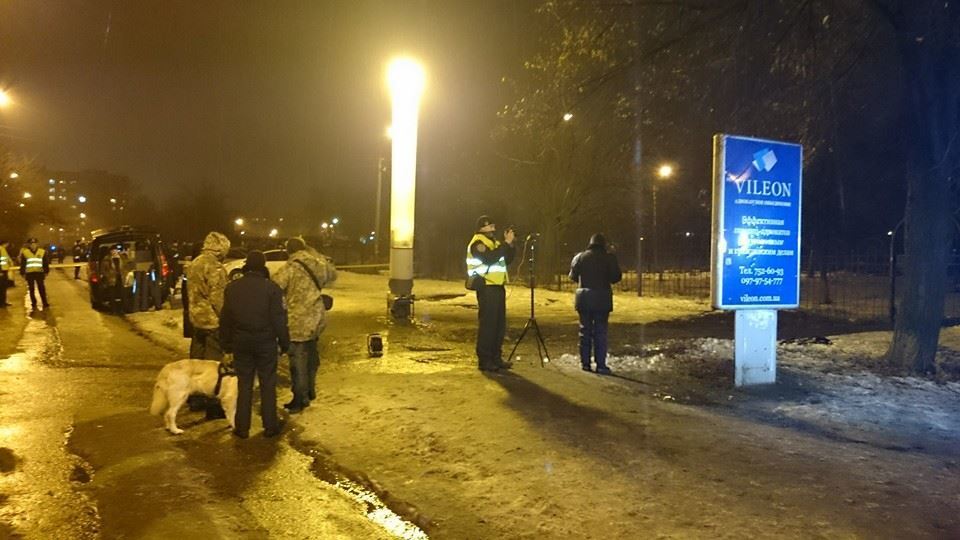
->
[[224, 249, 289, 280], [87, 227, 170, 310]]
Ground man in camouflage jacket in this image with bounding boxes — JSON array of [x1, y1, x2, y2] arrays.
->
[[272, 237, 337, 412], [185, 231, 231, 360]]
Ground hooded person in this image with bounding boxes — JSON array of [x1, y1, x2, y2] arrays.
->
[[221, 250, 290, 438], [184, 231, 231, 360], [272, 236, 337, 412], [569, 233, 622, 374]]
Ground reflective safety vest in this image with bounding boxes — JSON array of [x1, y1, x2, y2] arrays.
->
[[0, 246, 9, 271], [20, 247, 45, 274], [466, 233, 508, 286]]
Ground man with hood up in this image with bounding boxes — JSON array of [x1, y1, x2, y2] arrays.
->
[[569, 233, 622, 374], [272, 237, 337, 413], [185, 231, 231, 360]]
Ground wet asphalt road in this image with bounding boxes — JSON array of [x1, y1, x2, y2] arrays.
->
[[0, 271, 395, 539]]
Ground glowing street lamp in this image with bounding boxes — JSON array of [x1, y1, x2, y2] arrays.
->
[[652, 163, 675, 275], [8, 172, 18, 179], [78, 195, 87, 203], [22, 192, 31, 199], [331, 217, 340, 225], [268, 228, 279, 238], [386, 57, 425, 316], [234, 217, 244, 226], [0, 89, 11, 109], [562, 112, 573, 122], [79, 212, 86, 219]]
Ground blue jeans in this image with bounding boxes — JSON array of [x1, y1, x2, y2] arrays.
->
[[578, 310, 610, 370], [288, 339, 319, 407]]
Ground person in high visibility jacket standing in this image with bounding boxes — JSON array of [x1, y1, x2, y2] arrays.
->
[[19, 238, 50, 309], [466, 215, 516, 372], [0, 240, 12, 307]]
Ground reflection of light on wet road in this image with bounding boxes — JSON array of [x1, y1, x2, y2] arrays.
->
[[330, 474, 429, 540], [0, 299, 99, 538], [0, 424, 22, 440], [300, 441, 430, 540], [0, 352, 28, 373]]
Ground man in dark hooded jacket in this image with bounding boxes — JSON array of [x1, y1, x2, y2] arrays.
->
[[569, 233, 622, 374], [220, 251, 290, 438]]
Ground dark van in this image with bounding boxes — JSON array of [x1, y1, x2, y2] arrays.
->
[[87, 227, 171, 311]]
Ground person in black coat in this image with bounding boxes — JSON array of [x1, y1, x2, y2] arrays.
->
[[220, 251, 290, 438], [569, 233, 622, 374]]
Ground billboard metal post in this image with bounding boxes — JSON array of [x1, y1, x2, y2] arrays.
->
[[711, 134, 803, 386]]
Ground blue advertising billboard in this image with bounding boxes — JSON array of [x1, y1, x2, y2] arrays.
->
[[711, 134, 802, 309]]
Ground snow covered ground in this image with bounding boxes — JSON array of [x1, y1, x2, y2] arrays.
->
[[131, 270, 960, 456], [125, 270, 960, 537]]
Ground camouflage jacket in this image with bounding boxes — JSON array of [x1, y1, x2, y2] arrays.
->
[[186, 251, 227, 330], [272, 250, 337, 341]]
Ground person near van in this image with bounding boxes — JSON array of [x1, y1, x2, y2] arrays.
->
[[0, 240, 12, 307], [272, 237, 337, 413], [72, 239, 86, 279], [220, 250, 290, 438], [19, 238, 50, 309], [185, 232, 231, 360], [569, 233, 622, 374]]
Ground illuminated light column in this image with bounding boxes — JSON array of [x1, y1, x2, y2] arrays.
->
[[386, 57, 425, 311]]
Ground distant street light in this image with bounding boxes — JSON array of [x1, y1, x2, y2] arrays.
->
[[658, 164, 674, 179], [8, 172, 18, 179], [0, 89, 11, 108], [331, 217, 340, 225], [22, 192, 31, 199], [79, 212, 86, 219], [234, 217, 244, 226], [321, 222, 329, 230], [78, 195, 87, 203], [386, 57, 425, 317], [562, 112, 573, 122], [269, 228, 279, 238]]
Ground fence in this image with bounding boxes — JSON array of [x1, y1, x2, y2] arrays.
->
[[549, 252, 960, 325]]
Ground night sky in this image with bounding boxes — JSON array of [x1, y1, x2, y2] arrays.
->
[[0, 1, 528, 233]]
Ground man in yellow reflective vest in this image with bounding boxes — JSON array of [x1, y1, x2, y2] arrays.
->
[[19, 238, 50, 309], [0, 240, 11, 307], [466, 215, 516, 372]]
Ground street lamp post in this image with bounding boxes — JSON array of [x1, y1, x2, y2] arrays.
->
[[375, 157, 385, 261], [653, 164, 674, 280], [386, 57, 425, 318]]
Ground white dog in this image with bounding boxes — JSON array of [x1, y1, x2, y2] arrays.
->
[[149, 359, 238, 435]]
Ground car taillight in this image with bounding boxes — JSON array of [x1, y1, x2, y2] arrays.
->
[[88, 261, 98, 283]]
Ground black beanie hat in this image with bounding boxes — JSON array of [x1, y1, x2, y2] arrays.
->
[[588, 233, 606, 248], [244, 250, 266, 270]]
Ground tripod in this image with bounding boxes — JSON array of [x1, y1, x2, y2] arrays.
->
[[508, 234, 550, 367]]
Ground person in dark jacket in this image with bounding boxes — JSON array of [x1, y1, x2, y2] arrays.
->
[[220, 251, 290, 439], [466, 215, 516, 371], [569, 233, 622, 374]]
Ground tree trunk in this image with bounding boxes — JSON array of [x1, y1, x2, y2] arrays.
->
[[885, 170, 950, 373], [884, 2, 958, 373]]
